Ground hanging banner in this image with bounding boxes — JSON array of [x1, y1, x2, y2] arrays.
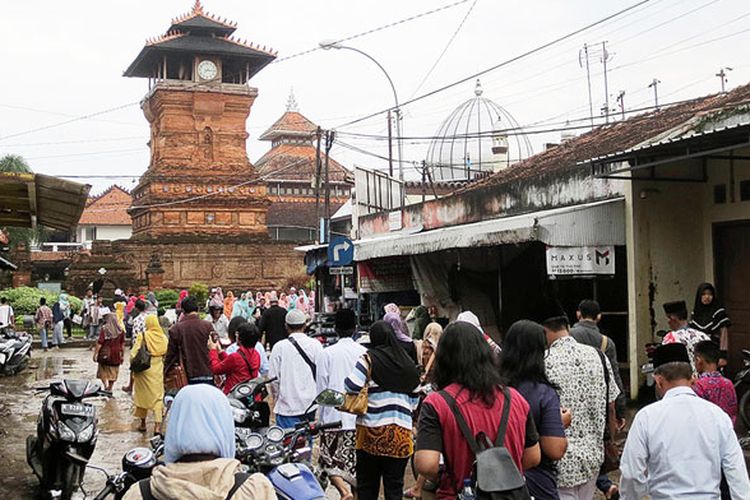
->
[[358, 256, 413, 293], [546, 246, 615, 276]]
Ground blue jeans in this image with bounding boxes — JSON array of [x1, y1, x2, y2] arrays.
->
[[88, 324, 100, 340], [52, 321, 64, 346], [275, 412, 316, 446], [39, 327, 48, 349], [597, 473, 613, 493]]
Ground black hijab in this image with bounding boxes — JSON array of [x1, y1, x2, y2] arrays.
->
[[367, 321, 420, 394], [690, 282, 731, 334]]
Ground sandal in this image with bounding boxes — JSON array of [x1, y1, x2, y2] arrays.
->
[[403, 487, 421, 498]]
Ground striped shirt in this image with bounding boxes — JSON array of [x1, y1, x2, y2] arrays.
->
[[344, 354, 419, 430]]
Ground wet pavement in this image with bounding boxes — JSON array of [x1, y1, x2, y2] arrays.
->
[[0, 347, 149, 499]]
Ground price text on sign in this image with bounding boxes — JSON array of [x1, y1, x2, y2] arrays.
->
[[545, 246, 615, 276]]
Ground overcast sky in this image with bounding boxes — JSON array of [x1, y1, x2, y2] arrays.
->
[[1, 0, 748, 194]]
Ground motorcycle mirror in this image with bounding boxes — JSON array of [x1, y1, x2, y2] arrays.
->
[[315, 389, 345, 407]]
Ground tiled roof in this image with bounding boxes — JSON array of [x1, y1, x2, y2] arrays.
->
[[79, 185, 132, 226], [460, 82, 750, 194], [255, 143, 351, 183], [259, 111, 318, 141], [267, 200, 346, 229]]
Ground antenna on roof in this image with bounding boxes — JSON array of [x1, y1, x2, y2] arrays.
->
[[716, 67, 733, 93], [648, 78, 661, 109]]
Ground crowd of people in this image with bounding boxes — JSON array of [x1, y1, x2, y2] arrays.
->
[[6, 279, 748, 499]]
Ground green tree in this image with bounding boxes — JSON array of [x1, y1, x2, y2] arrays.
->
[[0, 154, 48, 246], [0, 154, 31, 173]]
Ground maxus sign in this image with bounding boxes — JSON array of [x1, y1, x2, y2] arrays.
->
[[545, 246, 615, 276]]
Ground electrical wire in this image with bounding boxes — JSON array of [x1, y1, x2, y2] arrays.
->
[[333, 0, 652, 130], [272, 0, 471, 64]]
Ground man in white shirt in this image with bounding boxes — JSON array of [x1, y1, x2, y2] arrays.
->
[[0, 297, 14, 330], [316, 309, 366, 498], [621, 343, 750, 500], [269, 308, 323, 429]]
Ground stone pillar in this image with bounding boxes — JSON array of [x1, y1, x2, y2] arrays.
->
[[10, 242, 32, 288]]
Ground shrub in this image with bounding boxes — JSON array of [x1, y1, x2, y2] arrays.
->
[[188, 282, 208, 308], [0, 287, 83, 316], [154, 289, 180, 315]]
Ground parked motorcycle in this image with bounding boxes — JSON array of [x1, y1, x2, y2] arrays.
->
[[733, 349, 750, 433], [227, 376, 276, 429], [235, 389, 345, 499], [27, 379, 111, 500], [0, 328, 32, 375]]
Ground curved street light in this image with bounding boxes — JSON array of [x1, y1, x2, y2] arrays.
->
[[319, 41, 404, 197]]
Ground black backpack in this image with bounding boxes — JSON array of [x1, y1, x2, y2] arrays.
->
[[439, 386, 531, 500]]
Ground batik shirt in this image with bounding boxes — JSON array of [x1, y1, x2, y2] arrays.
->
[[132, 312, 147, 338], [694, 371, 737, 425], [662, 327, 710, 366], [545, 336, 619, 488]]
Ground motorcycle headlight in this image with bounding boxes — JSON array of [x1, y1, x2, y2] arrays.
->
[[58, 422, 76, 442], [77, 424, 94, 443]]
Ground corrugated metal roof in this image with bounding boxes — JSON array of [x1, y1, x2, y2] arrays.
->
[[354, 198, 624, 261]]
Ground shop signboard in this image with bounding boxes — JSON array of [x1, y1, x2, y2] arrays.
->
[[545, 245, 615, 276], [358, 256, 413, 293], [329, 266, 354, 275]]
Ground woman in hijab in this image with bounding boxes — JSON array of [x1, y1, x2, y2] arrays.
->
[[132, 315, 169, 434], [93, 313, 125, 392], [383, 312, 417, 363], [223, 291, 235, 320], [59, 292, 72, 338], [123, 385, 276, 500], [231, 293, 246, 320], [345, 321, 420, 500], [146, 292, 159, 315], [404, 321, 443, 499], [176, 289, 189, 316], [412, 306, 431, 341], [279, 292, 289, 310], [115, 301, 126, 331], [690, 282, 731, 364], [499, 320, 568, 499]]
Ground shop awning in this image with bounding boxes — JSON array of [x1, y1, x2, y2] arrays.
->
[[354, 198, 624, 261], [0, 172, 91, 231]]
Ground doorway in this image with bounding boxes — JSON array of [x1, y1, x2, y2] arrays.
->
[[714, 221, 750, 373]]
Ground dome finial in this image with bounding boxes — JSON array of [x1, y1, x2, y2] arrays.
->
[[286, 88, 299, 112], [474, 78, 483, 97]]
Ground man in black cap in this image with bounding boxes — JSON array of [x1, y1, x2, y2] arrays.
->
[[536, 297, 619, 499], [315, 309, 365, 499], [621, 343, 750, 499], [661, 300, 709, 366]]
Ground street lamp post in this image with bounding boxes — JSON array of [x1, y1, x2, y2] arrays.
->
[[319, 41, 404, 205]]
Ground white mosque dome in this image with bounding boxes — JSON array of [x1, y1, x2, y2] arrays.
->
[[425, 79, 533, 181]]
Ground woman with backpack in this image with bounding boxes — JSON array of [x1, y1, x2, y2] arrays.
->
[[92, 313, 125, 392], [414, 321, 541, 498], [500, 320, 569, 500], [131, 314, 168, 434]]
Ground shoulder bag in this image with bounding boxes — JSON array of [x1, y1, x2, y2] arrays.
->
[[596, 349, 620, 474], [130, 333, 152, 373], [339, 354, 371, 415]]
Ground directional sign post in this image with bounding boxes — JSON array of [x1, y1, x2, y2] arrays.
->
[[328, 236, 354, 266]]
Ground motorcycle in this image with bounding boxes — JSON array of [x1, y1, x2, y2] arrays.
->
[[0, 327, 32, 375], [88, 435, 164, 500], [733, 348, 750, 433], [27, 379, 111, 500], [235, 389, 345, 499], [227, 376, 276, 429]]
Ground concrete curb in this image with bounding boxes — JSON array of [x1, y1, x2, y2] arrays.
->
[[31, 339, 96, 349]]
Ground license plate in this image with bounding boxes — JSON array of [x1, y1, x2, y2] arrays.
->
[[61, 403, 94, 417]]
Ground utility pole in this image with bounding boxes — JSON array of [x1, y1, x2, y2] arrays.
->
[[600, 41, 612, 123], [323, 130, 334, 244], [648, 78, 661, 109], [314, 126, 322, 243], [716, 67, 732, 93], [616, 90, 625, 120], [387, 110, 394, 177], [579, 43, 594, 128]]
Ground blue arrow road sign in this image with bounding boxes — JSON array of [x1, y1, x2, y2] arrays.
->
[[328, 236, 354, 266]]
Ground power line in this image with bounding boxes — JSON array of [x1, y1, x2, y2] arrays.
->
[[23, 147, 145, 161], [0, 136, 146, 148], [408, 0, 480, 98], [273, 0, 471, 64], [333, 0, 652, 130]]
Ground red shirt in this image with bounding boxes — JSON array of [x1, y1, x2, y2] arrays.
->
[[209, 345, 260, 394], [417, 384, 537, 499]]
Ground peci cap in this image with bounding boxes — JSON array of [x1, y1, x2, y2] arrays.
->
[[663, 301, 688, 316], [653, 343, 690, 368], [335, 309, 357, 332], [285, 308, 307, 326]]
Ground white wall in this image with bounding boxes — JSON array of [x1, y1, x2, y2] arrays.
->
[[77, 225, 132, 244]]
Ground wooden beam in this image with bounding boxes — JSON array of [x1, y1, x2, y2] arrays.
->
[[26, 180, 37, 229]]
